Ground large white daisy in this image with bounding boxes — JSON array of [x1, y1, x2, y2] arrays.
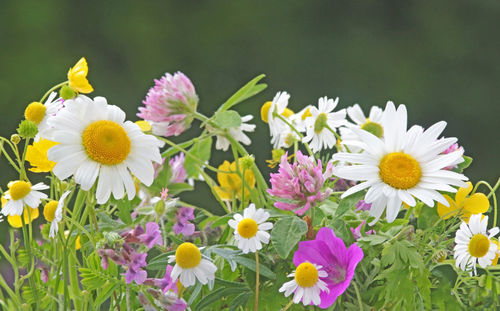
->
[[279, 262, 329, 306], [454, 214, 499, 275], [332, 101, 468, 223], [47, 95, 163, 204], [1, 181, 48, 216], [214, 114, 256, 151], [303, 97, 347, 153], [228, 204, 273, 254], [168, 242, 217, 287]]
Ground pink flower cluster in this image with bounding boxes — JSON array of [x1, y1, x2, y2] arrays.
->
[[268, 151, 334, 215], [137, 72, 198, 137], [98, 223, 163, 284]]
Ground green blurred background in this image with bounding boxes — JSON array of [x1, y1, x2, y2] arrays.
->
[[0, 0, 499, 204]]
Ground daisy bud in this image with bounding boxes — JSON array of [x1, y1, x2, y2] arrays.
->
[[10, 134, 21, 145], [240, 155, 255, 170], [17, 120, 38, 138], [59, 84, 76, 100]]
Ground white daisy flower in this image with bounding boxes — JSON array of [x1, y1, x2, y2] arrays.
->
[[168, 242, 217, 287], [1, 181, 48, 216], [214, 115, 256, 151], [261, 92, 296, 149], [454, 214, 499, 275], [303, 96, 347, 153], [332, 101, 468, 223], [23, 92, 64, 141], [45, 191, 71, 238], [339, 104, 385, 153], [227, 203, 273, 254], [47, 95, 163, 204], [279, 262, 329, 306]]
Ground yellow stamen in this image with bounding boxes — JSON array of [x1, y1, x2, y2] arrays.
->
[[24, 102, 46, 125], [294, 262, 319, 288], [82, 120, 131, 165], [43, 200, 59, 222], [175, 242, 202, 269], [468, 234, 490, 258], [237, 218, 258, 238], [9, 181, 32, 200], [379, 152, 422, 189]]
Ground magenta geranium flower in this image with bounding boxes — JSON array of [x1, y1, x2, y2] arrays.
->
[[137, 72, 198, 137], [293, 227, 364, 308], [268, 151, 333, 215]]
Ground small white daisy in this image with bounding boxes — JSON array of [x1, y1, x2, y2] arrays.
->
[[47, 95, 163, 204], [23, 92, 64, 141], [45, 191, 71, 238], [168, 242, 217, 287], [303, 96, 347, 153], [228, 204, 273, 254], [332, 101, 468, 223], [1, 181, 48, 216], [261, 92, 296, 149], [279, 262, 329, 306], [339, 104, 385, 153], [214, 114, 256, 151], [454, 214, 499, 275]]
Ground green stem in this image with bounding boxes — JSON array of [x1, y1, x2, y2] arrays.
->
[[255, 250, 260, 311], [281, 299, 294, 311], [352, 282, 363, 310], [21, 213, 39, 309], [325, 124, 351, 153], [39, 81, 67, 103], [274, 113, 313, 156], [0, 138, 21, 172]]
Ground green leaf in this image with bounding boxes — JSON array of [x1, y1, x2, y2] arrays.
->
[[456, 155, 472, 172], [167, 182, 193, 195], [336, 191, 366, 217], [233, 255, 276, 279], [184, 136, 212, 178], [213, 110, 242, 129], [271, 216, 308, 259], [229, 291, 251, 311], [94, 282, 119, 307], [219, 74, 267, 111], [195, 287, 247, 310]]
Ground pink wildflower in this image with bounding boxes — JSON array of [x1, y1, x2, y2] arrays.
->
[[268, 151, 334, 215], [350, 220, 376, 240], [169, 153, 188, 184], [137, 72, 198, 137], [442, 143, 464, 170]]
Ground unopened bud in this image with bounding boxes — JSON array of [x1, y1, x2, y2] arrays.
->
[[240, 155, 255, 170], [10, 134, 21, 144], [59, 85, 76, 100]]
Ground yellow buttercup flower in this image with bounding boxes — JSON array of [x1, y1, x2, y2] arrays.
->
[[64, 230, 81, 251], [214, 159, 255, 201], [67, 57, 94, 94], [1, 196, 39, 228], [437, 182, 489, 221], [25, 138, 58, 173]]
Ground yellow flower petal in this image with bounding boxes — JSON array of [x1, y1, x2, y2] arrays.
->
[[492, 240, 499, 266], [464, 193, 489, 214], [215, 159, 255, 201], [455, 181, 473, 205], [437, 195, 459, 219], [25, 139, 58, 173], [67, 57, 94, 94]]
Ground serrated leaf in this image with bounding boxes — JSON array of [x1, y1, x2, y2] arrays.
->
[[271, 216, 308, 259], [213, 110, 242, 129], [219, 74, 267, 112]]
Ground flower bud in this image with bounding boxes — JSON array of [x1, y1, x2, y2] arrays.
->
[[155, 199, 166, 216], [240, 155, 255, 170], [17, 120, 38, 138], [10, 134, 21, 145], [59, 84, 76, 100]]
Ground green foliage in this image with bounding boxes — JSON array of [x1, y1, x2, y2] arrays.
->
[[271, 216, 308, 259], [218, 74, 267, 112], [184, 136, 213, 178], [213, 110, 242, 129]]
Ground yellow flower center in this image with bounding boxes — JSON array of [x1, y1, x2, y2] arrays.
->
[[361, 120, 384, 138], [314, 113, 328, 133], [301, 108, 312, 120], [175, 242, 202, 269], [468, 234, 490, 258], [294, 262, 319, 288], [260, 101, 294, 123], [237, 218, 258, 238], [82, 120, 131, 165], [43, 200, 59, 222], [24, 102, 46, 125], [379, 152, 422, 189], [9, 181, 32, 200]]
